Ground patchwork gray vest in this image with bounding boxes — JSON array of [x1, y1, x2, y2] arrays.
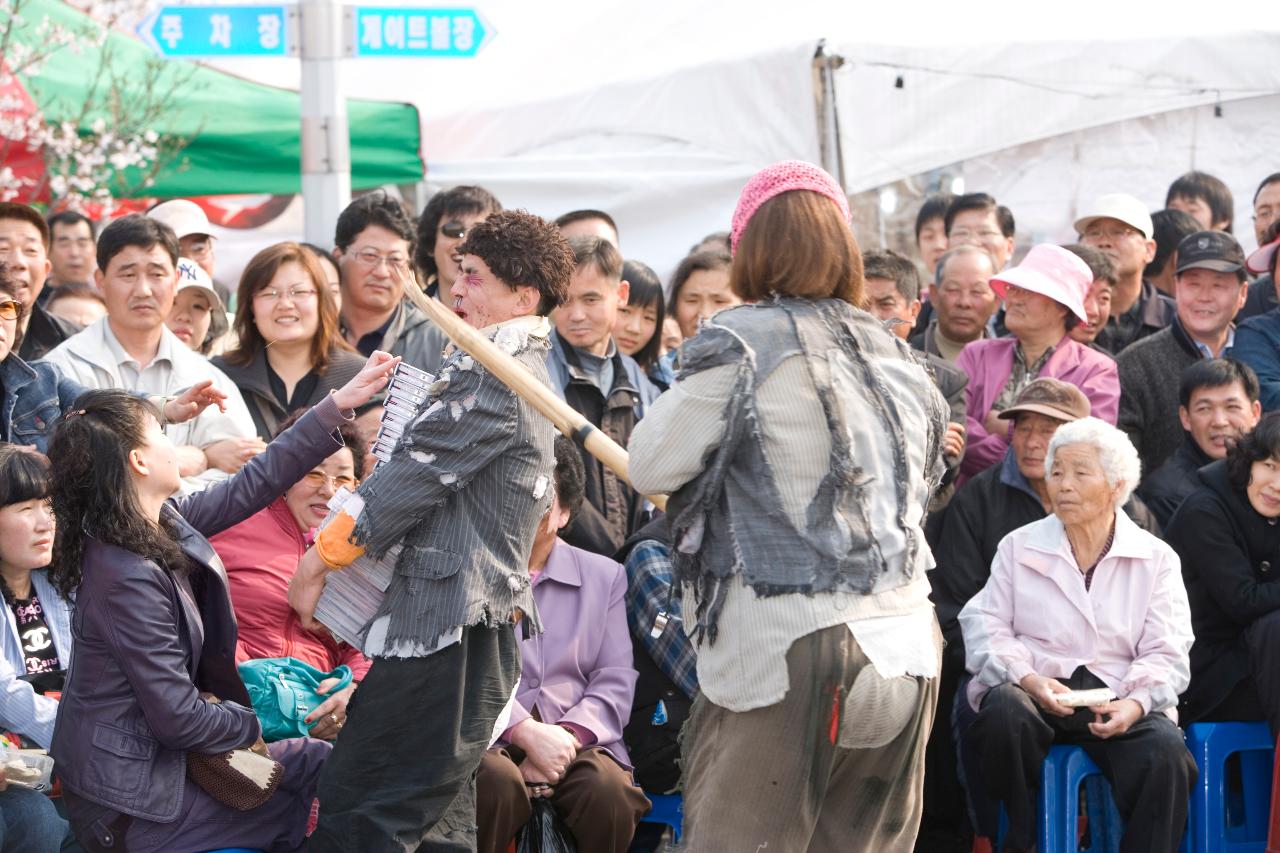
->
[[667, 298, 947, 642]]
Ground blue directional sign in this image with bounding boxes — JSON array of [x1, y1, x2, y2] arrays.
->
[[137, 5, 293, 58], [353, 7, 493, 58]]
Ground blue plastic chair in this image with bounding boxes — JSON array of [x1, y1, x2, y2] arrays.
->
[[641, 792, 683, 843], [1038, 746, 1123, 853], [1052, 747, 1123, 853], [1185, 721, 1274, 853], [1000, 745, 1196, 853]]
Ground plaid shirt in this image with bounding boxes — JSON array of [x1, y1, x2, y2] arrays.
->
[[623, 539, 698, 700], [991, 342, 1056, 414]]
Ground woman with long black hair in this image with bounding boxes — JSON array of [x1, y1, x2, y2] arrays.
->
[[45, 352, 396, 853]]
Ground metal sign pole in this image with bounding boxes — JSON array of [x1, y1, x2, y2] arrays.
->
[[137, 2, 495, 235], [299, 0, 351, 247]]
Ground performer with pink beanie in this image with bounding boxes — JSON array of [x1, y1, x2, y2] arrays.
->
[[628, 160, 949, 852]]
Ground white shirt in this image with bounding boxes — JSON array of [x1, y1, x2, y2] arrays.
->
[[42, 318, 255, 490]]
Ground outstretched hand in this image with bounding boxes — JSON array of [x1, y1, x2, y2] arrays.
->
[[332, 351, 400, 411], [164, 380, 228, 424]]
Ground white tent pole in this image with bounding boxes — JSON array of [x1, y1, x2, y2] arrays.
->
[[299, 0, 351, 247], [813, 41, 846, 188]]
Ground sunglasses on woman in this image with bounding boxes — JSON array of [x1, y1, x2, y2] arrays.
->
[[439, 221, 467, 240], [0, 299, 20, 321], [301, 470, 357, 491]]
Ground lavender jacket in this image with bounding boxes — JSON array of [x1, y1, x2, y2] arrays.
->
[[502, 539, 638, 767], [957, 335, 1119, 480]]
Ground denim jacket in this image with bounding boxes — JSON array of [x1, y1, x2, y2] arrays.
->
[[651, 298, 948, 640], [0, 355, 87, 452], [0, 569, 72, 747]]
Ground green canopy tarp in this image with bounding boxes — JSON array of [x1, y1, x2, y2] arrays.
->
[[10, 0, 423, 198]]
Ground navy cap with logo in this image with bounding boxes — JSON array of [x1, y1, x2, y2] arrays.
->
[[1175, 230, 1246, 275]]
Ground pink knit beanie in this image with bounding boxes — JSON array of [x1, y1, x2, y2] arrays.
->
[[730, 160, 851, 254]]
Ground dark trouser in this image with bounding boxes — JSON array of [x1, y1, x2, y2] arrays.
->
[[475, 745, 650, 853], [1196, 610, 1280, 738], [953, 673, 1002, 840], [916, 652, 972, 851], [970, 677, 1196, 853], [309, 625, 520, 853], [67, 737, 329, 853], [1245, 611, 1280, 736]]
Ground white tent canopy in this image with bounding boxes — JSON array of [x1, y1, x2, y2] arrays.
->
[[204, 0, 1280, 274], [421, 31, 1280, 271], [834, 34, 1280, 251]]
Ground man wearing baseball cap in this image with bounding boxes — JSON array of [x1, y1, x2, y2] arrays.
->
[[148, 199, 228, 304], [956, 244, 1119, 481], [931, 377, 1158, 842], [1118, 230, 1249, 479], [1233, 220, 1280, 409], [1077, 193, 1175, 354]]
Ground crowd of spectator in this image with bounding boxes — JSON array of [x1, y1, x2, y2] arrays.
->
[[0, 163, 1277, 852]]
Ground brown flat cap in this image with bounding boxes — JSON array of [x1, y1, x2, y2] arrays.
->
[[997, 377, 1090, 423]]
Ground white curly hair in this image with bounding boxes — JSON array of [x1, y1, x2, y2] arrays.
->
[[1044, 417, 1141, 508]]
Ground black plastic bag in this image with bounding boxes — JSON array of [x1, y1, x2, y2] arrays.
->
[[516, 799, 577, 853]]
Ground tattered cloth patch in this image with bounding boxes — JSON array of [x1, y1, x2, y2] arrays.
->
[[494, 324, 530, 355], [187, 748, 283, 811], [532, 475, 549, 500]]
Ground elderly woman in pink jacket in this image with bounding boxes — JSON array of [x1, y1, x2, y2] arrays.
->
[[959, 417, 1195, 853], [958, 245, 1121, 482]]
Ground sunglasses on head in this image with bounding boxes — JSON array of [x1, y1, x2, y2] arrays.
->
[[440, 221, 467, 240], [0, 299, 19, 321]]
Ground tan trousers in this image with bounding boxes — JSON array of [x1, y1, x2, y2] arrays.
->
[[682, 621, 941, 853]]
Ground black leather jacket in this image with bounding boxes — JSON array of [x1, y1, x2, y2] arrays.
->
[[50, 395, 350, 823]]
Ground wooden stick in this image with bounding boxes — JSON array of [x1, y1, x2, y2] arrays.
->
[[399, 273, 668, 512]]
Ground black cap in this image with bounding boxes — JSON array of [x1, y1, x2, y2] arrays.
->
[[1176, 230, 1246, 275]]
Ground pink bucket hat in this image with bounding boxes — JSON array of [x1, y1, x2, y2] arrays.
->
[[1247, 233, 1280, 277], [989, 244, 1091, 323], [730, 160, 850, 254]]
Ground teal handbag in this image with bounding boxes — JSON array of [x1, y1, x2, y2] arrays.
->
[[237, 657, 354, 742]]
